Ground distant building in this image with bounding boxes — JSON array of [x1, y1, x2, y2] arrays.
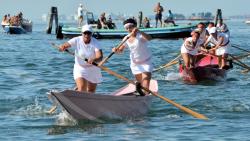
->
[[188, 12, 214, 20]]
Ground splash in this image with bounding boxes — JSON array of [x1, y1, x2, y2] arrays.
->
[[55, 110, 78, 126], [164, 72, 181, 81], [11, 96, 48, 116]]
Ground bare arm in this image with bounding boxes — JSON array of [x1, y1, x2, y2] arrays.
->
[[59, 42, 71, 52], [95, 49, 103, 62], [139, 30, 152, 41], [87, 49, 103, 64], [210, 36, 224, 51], [112, 44, 126, 54], [132, 28, 152, 41]]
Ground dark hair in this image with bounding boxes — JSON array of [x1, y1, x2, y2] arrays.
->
[[198, 22, 205, 26], [209, 22, 215, 26], [123, 18, 137, 26]]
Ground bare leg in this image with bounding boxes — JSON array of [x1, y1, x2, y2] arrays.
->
[[134, 72, 151, 94], [134, 73, 142, 83], [75, 77, 88, 92], [160, 20, 162, 27], [221, 54, 228, 69], [190, 55, 196, 68], [141, 72, 151, 90], [182, 53, 190, 68], [87, 81, 97, 93]]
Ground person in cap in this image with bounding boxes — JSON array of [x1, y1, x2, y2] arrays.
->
[[204, 27, 230, 69], [77, 3, 85, 27], [112, 18, 153, 94], [59, 24, 103, 93], [181, 30, 206, 69]]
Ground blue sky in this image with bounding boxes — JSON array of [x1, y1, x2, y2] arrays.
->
[[1, 0, 249, 21]]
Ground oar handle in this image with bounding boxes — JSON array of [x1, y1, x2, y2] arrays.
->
[[98, 52, 115, 66], [98, 34, 131, 66], [153, 54, 181, 72]]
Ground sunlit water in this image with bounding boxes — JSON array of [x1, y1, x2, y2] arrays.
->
[[1, 20, 250, 140]]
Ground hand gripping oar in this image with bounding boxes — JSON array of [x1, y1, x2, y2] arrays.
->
[[51, 43, 209, 120], [231, 44, 250, 54], [98, 34, 131, 66], [153, 54, 181, 72]]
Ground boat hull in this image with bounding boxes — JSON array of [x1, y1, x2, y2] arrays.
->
[[180, 65, 227, 84], [2, 21, 32, 34], [50, 90, 152, 121], [179, 55, 227, 84], [4, 26, 27, 34], [60, 24, 195, 39]]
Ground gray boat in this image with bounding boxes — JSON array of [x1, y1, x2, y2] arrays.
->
[[48, 80, 158, 122]]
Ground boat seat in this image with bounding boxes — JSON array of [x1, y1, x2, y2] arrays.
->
[[112, 79, 158, 96]]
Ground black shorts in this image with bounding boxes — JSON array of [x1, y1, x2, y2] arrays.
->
[[155, 14, 162, 20]]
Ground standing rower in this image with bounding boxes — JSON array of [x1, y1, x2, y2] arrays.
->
[[112, 18, 153, 94], [204, 27, 230, 69], [59, 24, 103, 93]]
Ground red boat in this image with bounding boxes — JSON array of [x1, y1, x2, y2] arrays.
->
[[179, 54, 232, 84]]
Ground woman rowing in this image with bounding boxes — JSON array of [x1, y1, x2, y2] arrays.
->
[[204, 27, 230, 69], [112, 18, 153, 94], [181, 30, 206, 69], [196, 22, 209, 44], [59, 24, 103, 93]]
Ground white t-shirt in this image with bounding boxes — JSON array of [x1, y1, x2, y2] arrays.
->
[[68, 36, 101, 67], [68, 36, 102, 83], [207, 33, 229, 47], [181, 37, 203, 55], [124, 33, 152, 64], [78, 7, 83, 17], [206, 33, 230, 55]]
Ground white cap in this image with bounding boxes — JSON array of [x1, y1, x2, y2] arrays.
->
[[194, 28, 202, 33], [81, 24, 93, 33], [79, 3, 82, 6], [209, 27, 217, 34]]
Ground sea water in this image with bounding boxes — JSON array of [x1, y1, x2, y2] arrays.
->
[[0, 20, 250, 140]]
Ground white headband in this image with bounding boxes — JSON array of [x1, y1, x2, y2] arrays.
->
[[124, 23, 134, 29]]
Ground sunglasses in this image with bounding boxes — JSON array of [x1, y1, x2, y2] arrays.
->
[[82, 31, 92, 35]]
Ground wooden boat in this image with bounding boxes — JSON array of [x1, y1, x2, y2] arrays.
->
[[179, 54, 231, 84], [2, 19, 32, 34], [57, 24, 196, 39], [48, 80, 158, 122]]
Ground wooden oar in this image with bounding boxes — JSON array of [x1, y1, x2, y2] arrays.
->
[[98, 34, 131, 66], [52, 43, 208, 120], [233, 53, 250, 60], [229, 54, 250, 71], [232, 44, 250, 53], [153, 54, 181, 72]]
